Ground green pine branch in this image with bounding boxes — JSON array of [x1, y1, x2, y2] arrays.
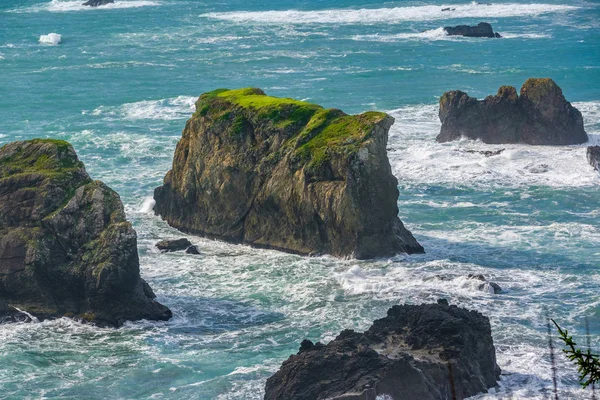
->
[[552, 319, 600, 388]]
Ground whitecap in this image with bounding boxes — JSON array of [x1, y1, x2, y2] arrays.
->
[[89, 96, 196, 120], [39, 33, 62, 45], [11, 0, 160, 13], [202, 3, 579, 25]]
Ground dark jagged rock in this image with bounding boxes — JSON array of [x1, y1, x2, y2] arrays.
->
[[438, 78, 588, 145], [82, 0, 114, 7], [265, 303, 500, 400], [587, 146, 600, 171], [156, 238, 193, 252], [468, 274, 502, 294], [154, 88, 423, 259], [0, 139, 171, 327], [444, 22, 501, 38], [462, 148, 505, 157]]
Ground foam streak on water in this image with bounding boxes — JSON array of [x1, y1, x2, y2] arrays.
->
[[203, 3, 579, 25]]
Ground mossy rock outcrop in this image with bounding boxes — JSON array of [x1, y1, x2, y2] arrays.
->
[[437, 78, 588, 145], [154, 88, 423, 259], [0, 139, 171, 326]]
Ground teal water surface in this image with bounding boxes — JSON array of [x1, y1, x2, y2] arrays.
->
[[0, 0, 599, 398]]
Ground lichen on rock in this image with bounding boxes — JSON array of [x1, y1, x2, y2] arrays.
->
[[0, 139, 171, 326], [437, 78, 588, 145], [154, 88, 423, 259]]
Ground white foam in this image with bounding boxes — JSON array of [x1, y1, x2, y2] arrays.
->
[[39, 33, 62, 45], [12, 0, 160, 13], [386, 102, 600, 188], [138, 197, 156, 213], [89, 96, 196, 120], [352, 27, 450, 42], [202, 3, 578, 25]]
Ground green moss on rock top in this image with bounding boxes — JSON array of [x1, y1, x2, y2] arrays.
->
[[0, 139, 84, 178], [193, 88, 389, 167]]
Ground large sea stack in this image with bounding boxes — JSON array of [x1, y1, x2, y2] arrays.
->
[[154, 88, 423, 259], [437, 78, 588, 145], [0, 139, 171, 326], [265, 302, 501, 400]]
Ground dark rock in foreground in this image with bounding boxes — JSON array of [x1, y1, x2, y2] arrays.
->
[[587, 146, 600, 171], [444, 22, 501, 38], [154, 88, 423, 259], [437, 78, 588, 145], [82, 0, 114, 6], [265, 303, 501, 400], [155, 238, 199, 254], [0, 139, 171, 327]]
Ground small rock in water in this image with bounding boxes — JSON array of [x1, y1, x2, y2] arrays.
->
[[444, 22, 501, 38], [185, 245, 201, 255], [156, 238, 199, 254], [587, 146, 600, 171], [462, 148, 505, 157], [468, 274, 502, 294], [82, 0, 114, 6]]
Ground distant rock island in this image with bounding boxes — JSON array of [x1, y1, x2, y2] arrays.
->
[[0, 139, 171, 326], [82, 0, 114, 6], [588, 146, 600, 171], [154, 88, 423, 259], [437, 78, 588, 145], [265, 301, 501, 400], [444, 22, 501, 38]]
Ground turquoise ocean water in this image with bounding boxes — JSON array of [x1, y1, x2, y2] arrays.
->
[[1, 0, 599, 398]]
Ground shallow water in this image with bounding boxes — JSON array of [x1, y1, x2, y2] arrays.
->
[[0, 0, 599, 398]]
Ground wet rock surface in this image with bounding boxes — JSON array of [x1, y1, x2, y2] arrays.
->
[[0, 139, 171, 327]]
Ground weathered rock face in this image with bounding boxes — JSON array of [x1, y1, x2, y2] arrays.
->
[[0, 139, 171, 326], [154, 88, 423, 259], [444, 22, 501, 38], [437, 78, 588, 145], [264, 302, 500, 400], [588, 146, 600, 171], [82, 0, 114, 7]]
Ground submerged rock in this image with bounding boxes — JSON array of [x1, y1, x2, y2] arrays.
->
[[154, 88, 423, 259], [467, 274, 502, 294], [444, 22, 501, 38], [265, 303, 501, 400], [155, 238, 199, 254], [82, 0, 114, 6], [587, 146, 600, 171], [0, 139, 171, 327], [437, 78, 588, 145]]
